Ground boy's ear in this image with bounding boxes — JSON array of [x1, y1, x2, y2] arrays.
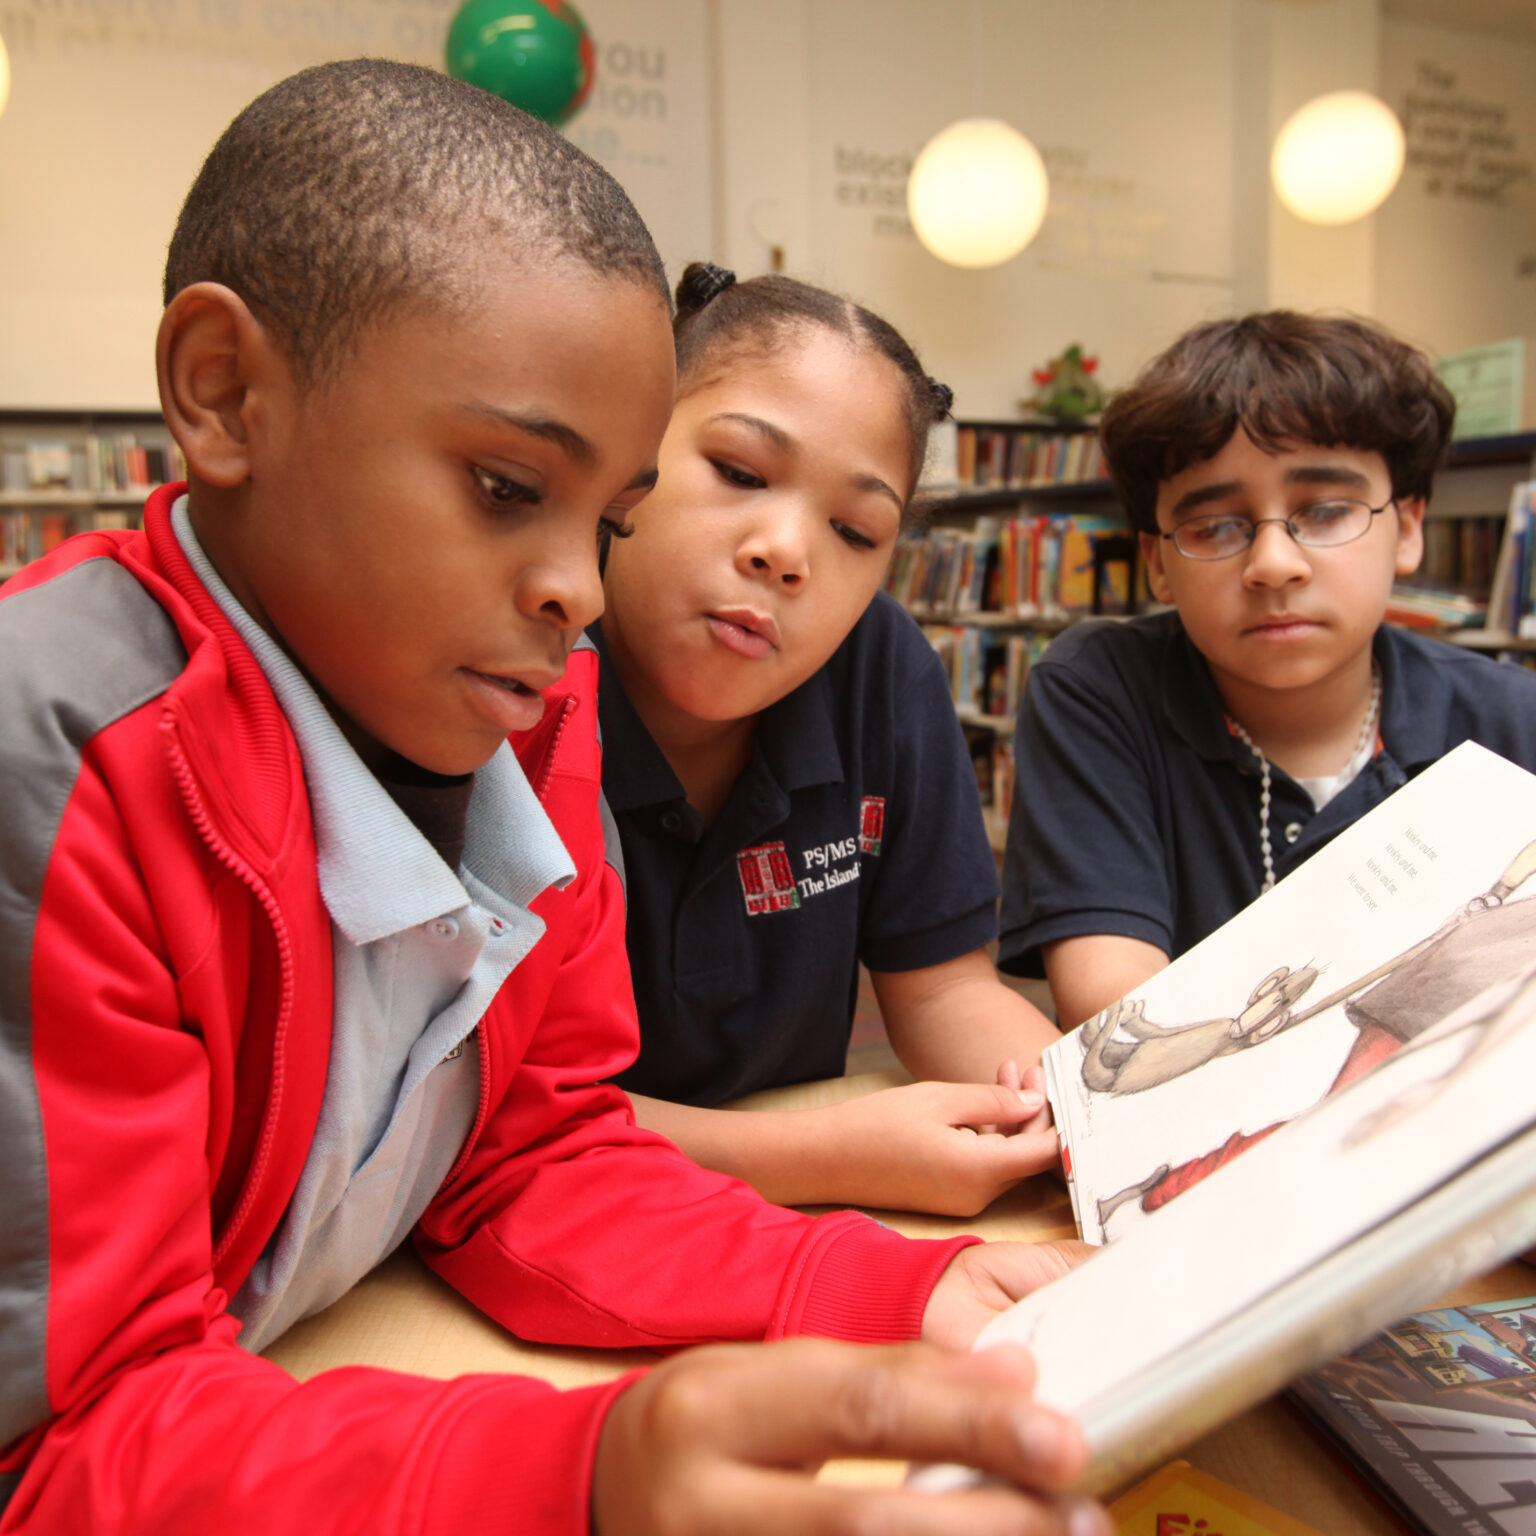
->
[[156, 282, 286, 489], [1393, 496, 1427, 579], [1139, 530, 1175, 605]]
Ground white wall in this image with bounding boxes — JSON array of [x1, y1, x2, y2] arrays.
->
[[0, 0, 711, 408], [1374, 15, 1536, 428], [0, 0, 1527, 421], [713, 0, 1389, 417]]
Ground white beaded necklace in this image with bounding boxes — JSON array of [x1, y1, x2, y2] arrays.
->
[[1227, 663, 1382, 893]]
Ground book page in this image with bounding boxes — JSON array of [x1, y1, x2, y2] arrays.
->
[[1045, 742, 1536, 1244], [983, 954, 1536, 1423]]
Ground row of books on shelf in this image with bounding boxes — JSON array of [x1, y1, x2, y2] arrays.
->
[[0, 507, 136, 570], [1419, 512, 1505, 599], [965, 731, 1015, 827], [1383, 586, 1489, 632], [887, 513, 1139, 619], [925, 623, 1052, 721], [1487, 481, 1536, 639], [1, 433, 184, 496], [952, 424, 1106, 491]]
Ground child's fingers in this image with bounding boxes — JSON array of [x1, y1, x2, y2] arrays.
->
[[1017, 1064, 1055, 1135], [940, 1081, 1044, 1131], [912, 1128, 1063, 1217], [996, 1059, 1022, 1093], [615, 1338, 1086, 1486], [709, 1466, 1111, 1536], [968, 1129, 1063, 1182]]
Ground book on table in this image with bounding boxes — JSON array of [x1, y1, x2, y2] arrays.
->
[[916, 740, 1536, 1498], [1107, 1459, 1324, 1535], [1291, 1293, 1536, 1536]]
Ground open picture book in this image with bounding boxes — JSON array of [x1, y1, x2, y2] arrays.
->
[[915, 740, 1536, 1497]]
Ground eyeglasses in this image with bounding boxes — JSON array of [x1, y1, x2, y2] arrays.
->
[[1161, 497, 1396, 561]]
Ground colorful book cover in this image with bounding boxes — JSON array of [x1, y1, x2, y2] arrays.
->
[[1057, 515, 1115, 611], [1109, 1460, 1322, 1536], [1292, 1296, 1536, 1536]]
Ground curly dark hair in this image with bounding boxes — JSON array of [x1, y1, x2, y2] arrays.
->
[[670, 261, 951, 509], [1099, 311, 1456, 534], [164, 59, 669, 387]]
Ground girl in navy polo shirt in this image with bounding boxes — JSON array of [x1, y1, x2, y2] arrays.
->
[[593, 263, 1062, 1216]]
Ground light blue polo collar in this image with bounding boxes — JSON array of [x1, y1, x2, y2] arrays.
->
[[171, 497, 575, 945]]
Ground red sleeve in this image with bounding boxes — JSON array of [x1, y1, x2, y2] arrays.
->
[[4, 743, 672, 1536], [5, 670, 968, 1535], [415, 755, 974, 1349]]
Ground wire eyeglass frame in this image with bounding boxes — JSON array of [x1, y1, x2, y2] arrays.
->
[[1159, 496, 1397, 561]]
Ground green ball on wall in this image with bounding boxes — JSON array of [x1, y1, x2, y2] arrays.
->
[[445, 0, 596, 127]]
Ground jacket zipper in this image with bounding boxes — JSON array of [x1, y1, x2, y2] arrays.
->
[[438, 693, 578, 1188], [163, 715, 298, 1270]]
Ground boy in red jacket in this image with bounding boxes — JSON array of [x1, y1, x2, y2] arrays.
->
[[0, 60, 1105, 1536]]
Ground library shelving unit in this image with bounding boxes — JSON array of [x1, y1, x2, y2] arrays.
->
[[0, 410, 182, 581], [893, 417, 1130, 849], [1409, 431, 1536, 655], [898, 425, 1536, 849]]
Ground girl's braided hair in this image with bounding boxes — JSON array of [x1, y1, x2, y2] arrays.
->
[[672, 261, 951, 512]]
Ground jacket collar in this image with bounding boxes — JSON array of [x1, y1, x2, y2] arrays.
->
[[137, 484, 311, 873], [137, 486, 587, 891]]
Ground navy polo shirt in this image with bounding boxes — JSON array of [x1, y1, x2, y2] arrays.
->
[[593, 592, 1000, 1106], [999, 610, 1536, 975]]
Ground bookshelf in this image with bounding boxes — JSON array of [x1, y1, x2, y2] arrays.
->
[[1420, 432, 1536, 655], [0, 411, 182, 580], [903, 426, 1536, 848], [899, 417, 1128, 850]]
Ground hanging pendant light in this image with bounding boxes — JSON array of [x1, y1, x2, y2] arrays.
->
[[907, 117, 1050, 269], [1270, 89, 1406, 226]]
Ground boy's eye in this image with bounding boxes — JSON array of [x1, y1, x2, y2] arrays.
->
[[473, 466, 541, 509], [712, 460, 765, 491], [1185, 514, 1249, 550], [833, 521, 877, 551], [1294, 499, 1356, 533], [599, 515, 635, 544]]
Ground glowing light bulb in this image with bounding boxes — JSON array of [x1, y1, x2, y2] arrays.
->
[[1271, 90, 1405, 225], [907, 118, 1049, 269]]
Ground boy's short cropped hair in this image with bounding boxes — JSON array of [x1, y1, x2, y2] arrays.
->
[[163, 58, 669, 387], [1100, 311, 1457, 535]]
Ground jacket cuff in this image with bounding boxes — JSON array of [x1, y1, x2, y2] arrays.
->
[[771, 1214, 980, 1343], [420, 1369, 644, 1536]]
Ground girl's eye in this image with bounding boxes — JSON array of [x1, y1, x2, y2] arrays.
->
[[473, 466, 541, 509], [599, 516, 635, 545], [833, 522, 877, 551], [712, 460, 765, 491]]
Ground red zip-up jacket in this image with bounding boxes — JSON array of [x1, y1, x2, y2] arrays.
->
[[0, 486, 975, 1535]]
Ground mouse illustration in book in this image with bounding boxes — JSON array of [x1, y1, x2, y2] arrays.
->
[[1080, 964, 1320, 1095], [1090, 840, 1536, 1235]]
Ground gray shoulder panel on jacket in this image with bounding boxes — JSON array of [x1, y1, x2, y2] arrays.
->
[[0, 558, 187, 1451]]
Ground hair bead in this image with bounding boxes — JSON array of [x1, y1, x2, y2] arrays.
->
[[675, 261, 738, 320]]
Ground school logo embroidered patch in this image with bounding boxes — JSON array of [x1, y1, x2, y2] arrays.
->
[[859, 796, 886, 856], [737, 841, 801, 915]]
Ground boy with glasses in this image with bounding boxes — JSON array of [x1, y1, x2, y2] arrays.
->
[[998, 311, 1536, 1031]]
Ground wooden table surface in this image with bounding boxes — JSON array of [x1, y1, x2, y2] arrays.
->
[[264, 1069, 1534, 1531]]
